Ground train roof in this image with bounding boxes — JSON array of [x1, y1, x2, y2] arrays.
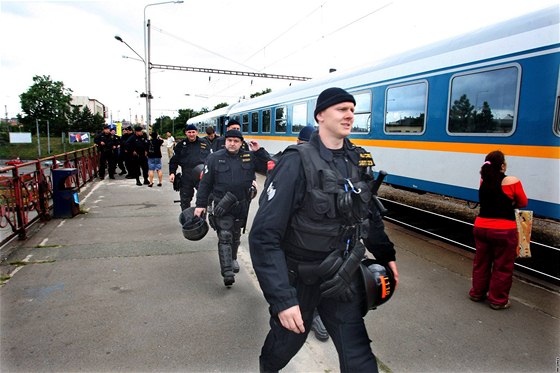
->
[[186, 104, 234, 124], [227, 5, 559, 114]]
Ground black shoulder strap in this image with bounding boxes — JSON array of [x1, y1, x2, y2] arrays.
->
[[286, 144, 326, 191]]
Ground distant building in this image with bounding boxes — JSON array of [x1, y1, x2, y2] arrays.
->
[[70, 96, 107, 119]]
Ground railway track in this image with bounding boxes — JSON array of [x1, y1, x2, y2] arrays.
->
[[380, 198, 560, 287]]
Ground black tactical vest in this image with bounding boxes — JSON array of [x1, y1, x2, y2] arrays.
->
[[212, 150, 256, 202], [284, 143, 373, 253]]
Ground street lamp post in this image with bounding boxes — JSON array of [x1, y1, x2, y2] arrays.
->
[[115, 35, 149, 130], [144, 1, 184, 132]]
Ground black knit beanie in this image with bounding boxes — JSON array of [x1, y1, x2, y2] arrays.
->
[[314, 87, 356, 122], [225, 129, 244, 141]]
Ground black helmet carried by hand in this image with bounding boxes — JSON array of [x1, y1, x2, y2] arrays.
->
[[179, 207, 209, 241], [359, 258, 396, 315], [191, 164, 204, 188]]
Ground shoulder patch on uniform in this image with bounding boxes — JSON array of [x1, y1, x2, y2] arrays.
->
[[241, 153, 252, 162], [266, 182, 276, 201], [358, 152, 375, 167]]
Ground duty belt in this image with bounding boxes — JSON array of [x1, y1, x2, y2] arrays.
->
[[285, 256, 322, 285]]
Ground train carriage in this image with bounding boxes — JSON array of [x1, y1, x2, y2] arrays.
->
[[188, 6, 560, 220]]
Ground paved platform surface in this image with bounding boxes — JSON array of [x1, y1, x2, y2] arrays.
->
[[1, 155, 559, 373]]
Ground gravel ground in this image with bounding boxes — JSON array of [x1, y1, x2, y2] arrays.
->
[[378, 185, 560, 248]]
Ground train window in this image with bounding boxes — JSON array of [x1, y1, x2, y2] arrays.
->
[[242, 113, 249, 133], [275, 106, 287, 133], [353, 92, 371, 133], [292, 103, 307, 134], [385, 82, 427, 134], [262, 109, 271, 133], [251, 112, 259, 133], [448, 66, 519, 135]]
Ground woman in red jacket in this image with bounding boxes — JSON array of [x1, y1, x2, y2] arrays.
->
[[469, 150, 528, 310]]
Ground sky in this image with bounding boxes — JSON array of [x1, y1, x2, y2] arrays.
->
[[1, 0, 558, 125]]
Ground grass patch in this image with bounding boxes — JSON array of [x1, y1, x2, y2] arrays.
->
[[0, 274, 11, 284]]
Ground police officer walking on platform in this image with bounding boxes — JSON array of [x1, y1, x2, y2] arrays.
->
[[250, 87, 399, 373], [94, 124, 117, 180], [194, 129, 269, 287], [169, 124, 210, 211], [215, 119, 250, 151]]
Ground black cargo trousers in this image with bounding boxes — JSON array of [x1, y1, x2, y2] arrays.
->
[[259, 259, 378, 373]]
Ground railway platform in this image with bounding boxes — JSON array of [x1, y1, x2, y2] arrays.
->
[[1, 155, 558, 373]]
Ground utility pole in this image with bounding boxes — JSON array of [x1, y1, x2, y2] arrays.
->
[[36, 119, 41, 157]]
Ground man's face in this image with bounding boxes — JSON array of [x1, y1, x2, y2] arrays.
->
[[186, 130, 198, 141], [103, 128, 110, 134], [225, 137, 242, 154], [207, 132, 215, 140], [135, 130, 143, 136], [227, 124, 241, 131], [316, 102, 355, 139], [166, 132, 171, 137]]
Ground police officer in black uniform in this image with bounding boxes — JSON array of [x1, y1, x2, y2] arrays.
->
[[215, 119, 250, 151], [169, 124, 210, 211], [120, 126, 133, 177], [249, 87, 399, 373], [110, 126, 126, 176], [125, 126, 150, 186], [94, 124, 118, 179], [203, 126, 222, 153], [194, 129, 269, 287]]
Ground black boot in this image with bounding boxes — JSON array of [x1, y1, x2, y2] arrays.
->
[[218, 242, 234, 287], [136, 178, 142, 186], [232, 242, 240, 273]]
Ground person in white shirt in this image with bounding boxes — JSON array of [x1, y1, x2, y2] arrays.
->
[[165, 131, 176, 161]]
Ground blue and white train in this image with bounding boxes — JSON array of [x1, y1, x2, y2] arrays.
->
[[188, 6, 560, 220]]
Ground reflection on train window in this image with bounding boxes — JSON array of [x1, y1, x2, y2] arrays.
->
[[353, 92, 371, 133], [385, 82, 427, 134], [242, 113, 249, 133], [263, 109, 271, 133], [448, 66, 518, 134], [251, 112, 259, 133], [275, 106, 287, 133], [292, 103, 307, 134]]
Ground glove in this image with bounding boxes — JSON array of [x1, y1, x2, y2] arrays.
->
[[213, 192, 238, 217], [173, 172, 182, 191], [319, 242, 366, 302]]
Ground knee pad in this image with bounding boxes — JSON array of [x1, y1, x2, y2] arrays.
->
[[216, 215, 234, 230], [218, 229, 233, 242]]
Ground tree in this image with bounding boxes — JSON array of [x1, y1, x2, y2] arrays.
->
[[474, 101, 495, 132], [449, 94, 474, 132], [213, 102, 229, 110], [250, 88, 272, 98], [19, 75, 73, 136]]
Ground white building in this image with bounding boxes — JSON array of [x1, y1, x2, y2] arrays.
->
[[70, 96, 106, 119]]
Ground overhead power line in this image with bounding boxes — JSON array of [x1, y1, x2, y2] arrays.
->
[[150, 63, 311, 81]]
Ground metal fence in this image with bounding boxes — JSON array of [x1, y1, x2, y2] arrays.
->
[[0, 146, 99, 246]]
